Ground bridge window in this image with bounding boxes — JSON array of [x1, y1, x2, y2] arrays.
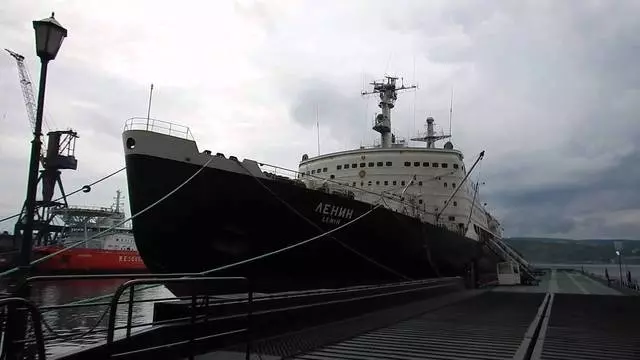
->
[[359, 163, 366, 168], [413, 161, 420, 167], [384, 181, 388, 185], [442, 163, 448, 168], [337, 165, 342, 170], [453, 164, 459, 169], [423, 162, 429, 167], [377, 161, 383, 167], [344, 164, 350, 169], [433, 163, 439, 168], [404, 161, 411, 167], [368, 162, 374, 167], [386, 161, 392, 166]]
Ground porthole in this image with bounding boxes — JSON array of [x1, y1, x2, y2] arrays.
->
[[126, 137, 136, 149]]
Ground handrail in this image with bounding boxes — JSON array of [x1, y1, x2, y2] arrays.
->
[[105, 276, 252, 359], [0, 297, 46, 360], [124, 117, 194, 141]]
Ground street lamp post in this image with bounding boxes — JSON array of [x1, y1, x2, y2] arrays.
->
[[19, 13, 67, 271]]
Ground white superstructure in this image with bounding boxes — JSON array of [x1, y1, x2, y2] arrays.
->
[[298, 76, 501, 241]]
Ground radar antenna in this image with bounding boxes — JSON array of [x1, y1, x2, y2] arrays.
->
[[361, 76, 416, 148]]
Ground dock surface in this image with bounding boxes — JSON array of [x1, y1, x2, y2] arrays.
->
[[197, 270, 637, 360]]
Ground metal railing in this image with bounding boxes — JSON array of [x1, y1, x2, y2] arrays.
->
[[105, 276, 252, 359], [124, 117, 194, 140], [7, 273, 251, 359], [0, 297, 46, 360]]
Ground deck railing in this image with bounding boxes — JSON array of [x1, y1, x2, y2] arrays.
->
[[124, 118, 194, 141]]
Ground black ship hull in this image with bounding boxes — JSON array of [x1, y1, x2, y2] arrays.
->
[[125, 153, 500, 295]]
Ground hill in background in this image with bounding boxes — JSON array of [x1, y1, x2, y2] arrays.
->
[[504, 237, 640, 264]]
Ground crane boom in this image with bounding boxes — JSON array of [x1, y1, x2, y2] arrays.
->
[[5, 48, 47, 161]]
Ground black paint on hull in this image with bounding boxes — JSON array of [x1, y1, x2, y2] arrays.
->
[[124, 154, 500, 294]]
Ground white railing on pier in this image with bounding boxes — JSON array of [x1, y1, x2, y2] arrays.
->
[[124, 117, 194, 141]]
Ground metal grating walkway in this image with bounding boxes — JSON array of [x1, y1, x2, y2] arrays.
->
[[533, 293, 640, 360], [291, 292, 545, 360]]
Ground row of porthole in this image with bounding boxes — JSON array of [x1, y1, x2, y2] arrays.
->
[[348, 180, 457, 189], [304, 160, 461, 176]]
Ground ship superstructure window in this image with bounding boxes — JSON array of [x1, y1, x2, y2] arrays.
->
[[401, 181, 406, 186], [419, 199, 423, 204], [377, 161, 383, 167], [337, 165, 342, 170], [323, 167, 328, 172], [404, 161, 411, 166], [344, 164, 350, 169], [414, 162, 420, 167], [393, 181, 397, 185], [444, 182, 448, 188], [448, 216, 456, 221], [306, 171, 310, 175], [423, 162, 429, 167], [384, 181, 388, 185], [352, 163, 357, 168], [360, 163, 366, 168], [376, 180, 380, 185], [330, 175, 335, 179], [368, 181, 372, 186], [352, 182, 356, 186], [418, 181, 423, 186], [433, 163, 439, 168], [453, 201, 458, 206], [453, 164, 459, 169], [368, 162, 374, 167], [360, 181, 364, 186], [386, 161, 392, 166], [442, 163, 448, 168], [452, 183, 456, 188], [311, 170, 316, 174]]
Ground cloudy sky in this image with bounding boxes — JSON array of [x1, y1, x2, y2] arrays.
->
[[1, 0, 639, 239]]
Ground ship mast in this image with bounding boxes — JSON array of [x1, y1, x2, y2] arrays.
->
[[410, 116, 451, 149], [362, 76, 416, 148]]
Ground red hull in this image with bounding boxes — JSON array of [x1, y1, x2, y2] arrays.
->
[[33, 246, 147, 273]]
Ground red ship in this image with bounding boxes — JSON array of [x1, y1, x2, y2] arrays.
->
[[32, 191, 146, 273]]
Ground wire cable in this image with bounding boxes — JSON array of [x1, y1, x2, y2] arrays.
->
[[0, 157, 210, 278], [0, 166, 126, 224]]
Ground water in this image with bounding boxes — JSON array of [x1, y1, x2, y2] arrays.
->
[[12, 278, 175, 357]]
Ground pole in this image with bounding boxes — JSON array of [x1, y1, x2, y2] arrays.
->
[[618, 252, 623, 286], [19, 59, 49, 271], [146, 83, 154, 130]]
